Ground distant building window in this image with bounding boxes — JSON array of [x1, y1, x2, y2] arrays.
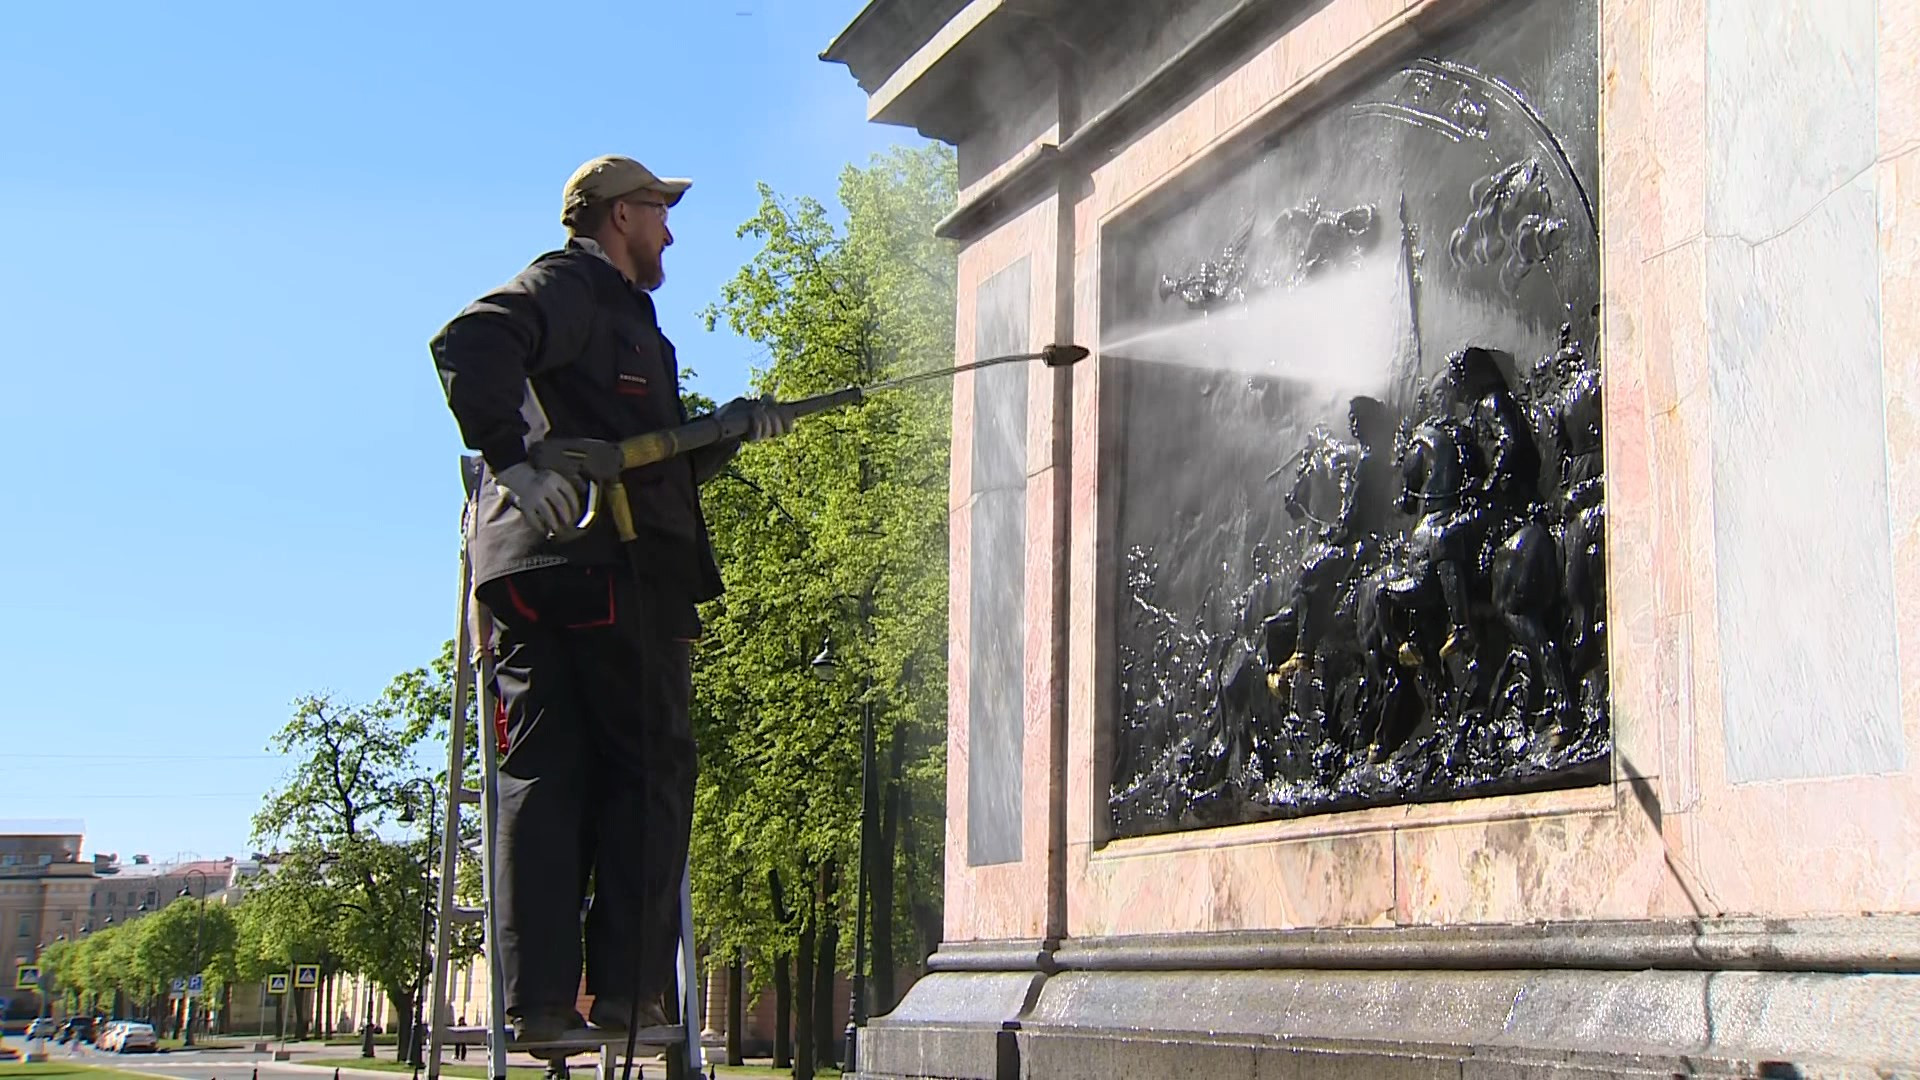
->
[[127, 892, 135, 906], [59, 910, 72, 923], [144, 891, 156, 907], [16, 915, 29, 938], [89, 894, 97, 909], [37, 855, 51, 866], [1, 855, 18, 867]]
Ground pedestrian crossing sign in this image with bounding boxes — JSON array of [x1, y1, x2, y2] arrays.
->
[[14, 964, 39, 989], [294, 964, 319, 989], [267, 973, 289, 994]]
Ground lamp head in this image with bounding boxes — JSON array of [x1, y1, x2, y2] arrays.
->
[[810, 638, 836, 681]]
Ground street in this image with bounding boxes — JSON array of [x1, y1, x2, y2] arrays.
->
[[11, 1042, 482, 1080], [7, 1039, 690, 1080]]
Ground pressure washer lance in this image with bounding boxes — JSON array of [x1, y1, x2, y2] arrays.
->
[[528, 343, 1090, 543]]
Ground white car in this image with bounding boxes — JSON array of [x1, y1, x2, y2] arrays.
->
[[110, 1022, 157, 1053]]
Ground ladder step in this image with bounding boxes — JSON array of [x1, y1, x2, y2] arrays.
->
[[449, 905, 485, 924], [438, 1025, 685, 1050], [455, 786, 481, 805]]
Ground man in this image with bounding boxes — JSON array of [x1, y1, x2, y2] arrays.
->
[[430, 155, 786, 1045]]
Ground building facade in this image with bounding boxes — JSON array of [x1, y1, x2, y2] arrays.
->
[[0, 823, 93, 1016], [0, 822, 252, 1019]]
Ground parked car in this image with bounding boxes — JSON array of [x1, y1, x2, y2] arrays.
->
[[55, 1016, 97, 1044], [24, 1018, 56, 1040], [109, 1021, 157, 1053]]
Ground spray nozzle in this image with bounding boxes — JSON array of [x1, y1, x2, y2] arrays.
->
[[1041, 344, 1090, 367]]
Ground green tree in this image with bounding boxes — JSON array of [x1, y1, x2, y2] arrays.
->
[[251, 685, 443, 1050], [693, 141, 956, 1078]]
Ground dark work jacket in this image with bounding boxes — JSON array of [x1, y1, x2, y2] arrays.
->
[[430, 242, 730, 635]]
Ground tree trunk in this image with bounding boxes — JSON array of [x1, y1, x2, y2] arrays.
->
[[388, 991, 414, 1062], [725, 950, 744, 1067], [814, 917, 840, 1069], [768, 868, 794, 1070], [772, 953, 793, 1069], [794, 923, 816, 1080], [813, 861, 840, 1070], [873, 730, 906, 1014]]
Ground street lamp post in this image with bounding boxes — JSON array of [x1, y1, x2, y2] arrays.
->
[[811, 638, 876, 1071], [361, 979, 377, 1058], [179, 868, 209, 1047], [398, 779, 438, 1076]]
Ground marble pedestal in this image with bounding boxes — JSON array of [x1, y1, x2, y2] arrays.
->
[[822, 0, 1920, 1074]]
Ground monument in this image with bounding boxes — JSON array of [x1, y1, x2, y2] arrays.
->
[[825, 0, 1920, 1075]]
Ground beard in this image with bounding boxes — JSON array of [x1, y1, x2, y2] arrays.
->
[[630, 241, 666, 291]]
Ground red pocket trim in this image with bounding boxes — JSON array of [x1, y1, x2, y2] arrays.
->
[[504, 579, 540, 623]]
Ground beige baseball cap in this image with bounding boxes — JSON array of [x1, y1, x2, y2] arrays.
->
[[561, 155, 692, 227]]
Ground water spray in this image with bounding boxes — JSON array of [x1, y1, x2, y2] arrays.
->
[[529, 344, 1090, 543]]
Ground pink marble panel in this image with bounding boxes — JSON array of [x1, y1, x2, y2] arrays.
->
[[1597, 0, 1661, 785], [1664, 246, 1719, 816], [1686, 775, 1920, 918], [1609, 3, 1920, 923], [1071, 830, 1396, 937], [1066, 203, 1104, 855], [1881, 0, 1920, 161], [1022, 462, 1066, 862], [1022, 202, 1062, 469], [1648, 0, 1706, 252], [946, 196, 1072, 942], [943, 498, 975, 942], [1393, 783, 1686, 925], [949, 390, 976, 515]]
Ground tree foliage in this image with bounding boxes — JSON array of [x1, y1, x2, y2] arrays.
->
[[241, 649, 482, 1047], [38, 896, 238, 1030], [690, 142, 957, 1071]]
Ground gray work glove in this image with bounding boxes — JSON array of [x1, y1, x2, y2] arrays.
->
[[494, 461, 582, 537], [717, 393, 794, 442]]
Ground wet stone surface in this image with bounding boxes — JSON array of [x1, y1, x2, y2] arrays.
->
[[1101, 0, 1606, 838]]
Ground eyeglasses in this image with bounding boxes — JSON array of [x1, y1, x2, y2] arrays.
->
[[628, 198, 670, 223]]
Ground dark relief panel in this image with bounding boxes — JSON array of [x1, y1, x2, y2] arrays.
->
[[1100, 0, 1605, 839], [970, 257, 1032, 866]]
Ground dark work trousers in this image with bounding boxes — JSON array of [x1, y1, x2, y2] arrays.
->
[[476, 562, 696, 1018]]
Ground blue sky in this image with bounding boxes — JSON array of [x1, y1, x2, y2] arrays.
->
[[0, 1, 916, 862]]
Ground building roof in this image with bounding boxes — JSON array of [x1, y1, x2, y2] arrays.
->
[[101, 858, 235, 880]]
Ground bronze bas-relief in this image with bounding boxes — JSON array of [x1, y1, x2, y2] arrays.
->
[[1104, 0, 1603, 838]]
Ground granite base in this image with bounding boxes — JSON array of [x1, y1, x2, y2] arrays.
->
[[857, 922, 1920, 1079]]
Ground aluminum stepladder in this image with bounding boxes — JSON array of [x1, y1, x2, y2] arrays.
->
[[427, 455, 704, 1080]]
